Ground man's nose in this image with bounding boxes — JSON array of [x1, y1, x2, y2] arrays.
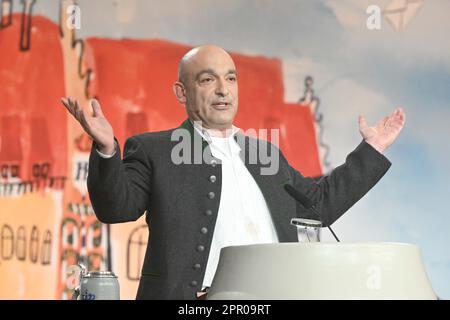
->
[[215, 79, 229, 96]]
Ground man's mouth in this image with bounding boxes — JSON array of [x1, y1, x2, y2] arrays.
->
[[212, 102, 231, 109]]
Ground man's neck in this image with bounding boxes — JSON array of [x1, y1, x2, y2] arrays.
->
[[206, 127, 234, 138], [190, 119, 236, 138]]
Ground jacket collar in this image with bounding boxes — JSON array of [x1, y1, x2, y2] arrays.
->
[[179, 118, 243, 150]]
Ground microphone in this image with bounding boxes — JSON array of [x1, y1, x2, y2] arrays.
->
[[284, 184, 340, 242]]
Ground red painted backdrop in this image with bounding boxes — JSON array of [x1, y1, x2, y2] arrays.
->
[[0, 12, 321, 299]]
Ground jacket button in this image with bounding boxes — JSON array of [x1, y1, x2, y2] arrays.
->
[[211, 159, 217, 167], [197, 245, 205, 252], [205, 210, 212, 216], [193, 263, 201, 270], [190, 280, 198, 287], [209, 175, 217, 183], [200, 227, 208, 234], [208, 192, 215, 199]]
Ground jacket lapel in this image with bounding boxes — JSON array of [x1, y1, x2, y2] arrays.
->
[[236, 134, 297, 242], [178, 119, 297, 242]]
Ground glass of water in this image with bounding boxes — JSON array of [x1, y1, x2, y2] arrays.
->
[[290, 218, 322, 242]]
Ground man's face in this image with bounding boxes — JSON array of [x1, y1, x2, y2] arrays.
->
[[176, 47, 238, 131]]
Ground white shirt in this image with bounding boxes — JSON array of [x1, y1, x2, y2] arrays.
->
[[192, 124, 279, 288], [96, 124, 279, 288]]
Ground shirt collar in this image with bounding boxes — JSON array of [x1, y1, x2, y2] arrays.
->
[[191, 120, 240, 144]]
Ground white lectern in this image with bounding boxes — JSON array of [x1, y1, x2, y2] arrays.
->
[[207, 242, 436, 300]]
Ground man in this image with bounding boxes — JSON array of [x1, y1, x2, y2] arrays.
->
[[61, 45, 405, 299]]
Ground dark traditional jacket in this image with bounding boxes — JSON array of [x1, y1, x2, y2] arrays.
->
[[87, 119, 391, 299]]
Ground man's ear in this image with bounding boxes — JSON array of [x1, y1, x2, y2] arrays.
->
[[173, 82, 187, 104]]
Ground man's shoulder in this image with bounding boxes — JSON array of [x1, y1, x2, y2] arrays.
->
[[240, 133, 281, 151], [122, 128, 179, 155], [238, 133, 289, 164], [131, 128, 177, 143], [129, 119, 193, 144]]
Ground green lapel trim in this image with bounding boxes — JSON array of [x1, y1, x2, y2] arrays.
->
[[179, 118, 210, 151]]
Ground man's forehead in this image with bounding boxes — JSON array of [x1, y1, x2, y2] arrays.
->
[[187, 51, 235, 70]]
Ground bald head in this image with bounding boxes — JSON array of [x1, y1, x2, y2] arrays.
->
[[178, 45, 235, 84]]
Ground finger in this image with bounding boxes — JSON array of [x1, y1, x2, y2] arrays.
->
[[73, 104, 80, 122], [79, 109, 90, 130], [375, 116, 388, 130], [76, 103, 90, 130], [392, 113, 404, 124], [75, 100, 82, 118], [60, 98, 71, 112], [68, 97, 79, 115], [74, 100, 85, 122], [358, 115, 369, 131], [91, 99, 104, 118], [393, 108, 406, 125], [67, 96, 74, 108], [397, 108, 406, 122], [391, 109, 406, 124], [61, 97, 77, 117], [386, 115, 404, 131], [73, 100, 85, 125]]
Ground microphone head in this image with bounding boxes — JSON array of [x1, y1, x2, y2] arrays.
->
[[284, 184, 314, 209]]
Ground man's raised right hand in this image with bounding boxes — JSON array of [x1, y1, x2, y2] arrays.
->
[[61, 97, 115, 155]]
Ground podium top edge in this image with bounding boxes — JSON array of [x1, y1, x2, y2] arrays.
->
[[222, 242, 418, 249]]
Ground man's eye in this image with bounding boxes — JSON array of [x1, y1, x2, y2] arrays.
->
[[228, 77, 237, 82], [201, 78, 212, 83]]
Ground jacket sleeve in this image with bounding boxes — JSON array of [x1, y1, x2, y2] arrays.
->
[[289, 140, 392, 225], [87, 136, 152, 223]]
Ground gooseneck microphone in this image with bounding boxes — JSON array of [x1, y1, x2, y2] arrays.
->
[[284, 184, 340, 242]]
